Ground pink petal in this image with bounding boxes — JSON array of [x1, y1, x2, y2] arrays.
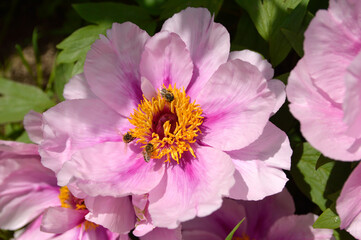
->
[[40, 99, 127, 182], [132, 194, 154, 237], [0, 156, 59, 230], [304, 7, 361, 104], [16, 215, 57, 240], [228, 122, 291, 170], [343, 52, 361, 138], [267, 214, 334, 240], [84, 22, 149, 116], [328, 0, 361, 39], [268, 79, 286, 114], [162, 8, 230, 98], [63, 73, 96, 100], [182, 231, 222, 240], [336, 163, 361, 238], [41, 207, 86, 234], [228, 160, 288, 201], [60, 141, 164, 197], [343, 213, 361, 240], [82, 227, 121, 240], [240, 189, 295, 238], [84, 196, 135, 234], [141, 226, 182, 240], [182, 198, 247, 238], [228, 125, 291, 200], [228, 50, 285, 114], [228, 50, 274, 80], [287, 59, 361, 161], [139, 31, 193, 91], [141, 77, 157, 100], [148, 145, 235, 228], [23, 111, 43, 144], [0, 140, 38, 158], [197, 59, 275, 151], [0, 189, 59, 230]]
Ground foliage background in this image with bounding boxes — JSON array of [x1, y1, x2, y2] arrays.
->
[[0, 0, 357, 239]]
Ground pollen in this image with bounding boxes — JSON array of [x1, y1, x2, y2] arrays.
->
[[128, 84, 203, 164], [59, 186, 86, 210], [58, 186, 98, 230]]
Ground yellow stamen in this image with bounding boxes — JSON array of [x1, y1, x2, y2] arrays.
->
[[232, 234, 255, 240], [128, 84, 203, 163], [59, 186, 72, 209], [58, 186, 98, 230]]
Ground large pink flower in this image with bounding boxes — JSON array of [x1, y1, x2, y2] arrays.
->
[[336, 163, 361, 238], [182, 189, 334, 240], [287, 0, 361, 161], [32, 7, 291, 228], [0, 140, 134, 239]]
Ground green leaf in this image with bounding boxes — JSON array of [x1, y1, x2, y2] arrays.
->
[[225, 218, 245, 240], [160, 0, 224, 20], [53, 63, 74, 101], [269, 0, 309, 66], [316, 154, 333, 170], [135, 0, 167, 16], [333, 229, 356, 240], [232, 11, 268, 57], [235, 0, 303, 41], [313, 208, 340, 229], [73, 2, 156, 34], [291, 143, 353, 211], [57, 24, 110, 65], [0, 78, 54, 124], [16, 130, 31, 143], [275, 72, 290, 84], [281, 11, 313, 57]]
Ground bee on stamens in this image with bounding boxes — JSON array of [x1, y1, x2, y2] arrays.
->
[[143, 143, 154, 163], [123, 132, 136, 143], [160, 88, 174, 102]]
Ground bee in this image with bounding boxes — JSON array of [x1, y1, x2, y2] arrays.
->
[[143, 143, 154, 163], [160, 88, 174, 102], [123, 132, 136, 143]]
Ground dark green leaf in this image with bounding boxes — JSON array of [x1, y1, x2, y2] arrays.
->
[[235, 0, 302, 41], [316, 154, 333, 170], [160, 0, 224, 20], [291, 143, 332, 211], [135, 0, 167, 16], [275, 72, 290, 84], [232, 11, 268, 57], [313, 208, 340, 229], [73, 2, 156, 34], [291, 143, 353, 211], [225, 218, 245, 240], [269, 0, 309, 66], [333, 229, 356, 240], [0, 229, 13, 240], [0, 78, 54, 124], [281, 11, 313, 57]]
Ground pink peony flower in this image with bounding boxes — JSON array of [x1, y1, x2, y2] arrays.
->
[[182, 189, 334, 240], [287, 0, 361, 161], [31, 7, 291, 228], [0, 140, 134, 239], [336, 163, 361, 238]]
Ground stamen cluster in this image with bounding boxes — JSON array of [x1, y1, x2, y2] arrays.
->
[[128, 85, 203, 163]]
